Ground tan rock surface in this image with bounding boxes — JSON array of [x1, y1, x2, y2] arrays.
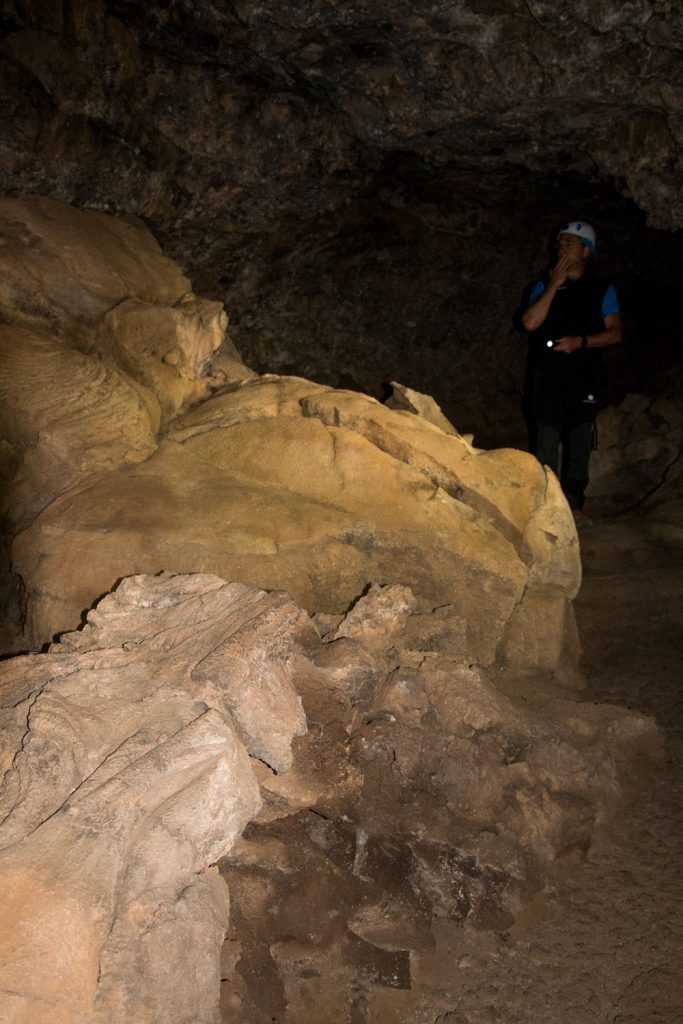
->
[[0, 196, 187, 328], [0, 197, 251, 505], [0, 570, 660, 1024], [0, 324, 158, 529], [13, 372, 580, 675], [0, 572, 309, 1024], [0, 198, 253, 650], [2, 199, 580, 684]]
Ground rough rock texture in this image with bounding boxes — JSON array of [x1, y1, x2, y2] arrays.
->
[[0, 572, 659, 1024], [0, 197, 251, 648], [0, 199, 584, 677], [0, 196, 251, 532], [12, 372, 581, 675], [2, 3, 682, 441], [0, 572, 307, 1024], [219, 580, 659, 1022], [587, 367, 683, 513], [3, 2, 683, 232]]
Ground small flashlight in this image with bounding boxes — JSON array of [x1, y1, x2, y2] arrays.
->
[[546, 339, 555, 348]]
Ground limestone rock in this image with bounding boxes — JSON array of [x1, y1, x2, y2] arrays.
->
[[221, 578, 660, 1013], [0, 197, 252, 426], [0, 324, 158, 529], [588, 389, 683, 513], [0, 569, 660, 1021], [0, 199, 582, 686], [99, 294, 242, 423], [0, 198, 254, 650], [0, 709, 244, 1024], [0, 571, 311, 1024], [2, 4, 682, 240], [326, 582, 417, 651], [385, 381, 461, 438], [12, 373, 580, 674], [0, 196, 190, 335]]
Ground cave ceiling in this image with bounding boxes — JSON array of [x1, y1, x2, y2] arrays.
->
[[2, 1, 683, 438], [3, 1, 683, 240]]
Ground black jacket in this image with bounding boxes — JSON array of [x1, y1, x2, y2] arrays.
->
[[528, 274, 610, 398]]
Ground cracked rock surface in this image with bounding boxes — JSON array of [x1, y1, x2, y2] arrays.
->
[[0, 572, 303, 1024], [0, 572, 660, 1024]]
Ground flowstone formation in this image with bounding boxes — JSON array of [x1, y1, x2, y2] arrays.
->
[[2, 198, 580, 684], [0, 573, 658, 1024]]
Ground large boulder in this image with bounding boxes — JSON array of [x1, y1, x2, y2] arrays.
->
[[13, 372, 580, 675], [2, 198, 580, 682], [0, 196, 251, 529]]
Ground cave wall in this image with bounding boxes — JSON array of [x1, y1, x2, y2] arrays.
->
[[2, 0, 683, 445]]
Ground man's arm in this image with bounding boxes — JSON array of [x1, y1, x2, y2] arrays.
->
[[521, 282, 557, 331], [521, 254, 574, 331], [553, 314, 622, 354]]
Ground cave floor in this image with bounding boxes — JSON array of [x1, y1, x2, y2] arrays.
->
[[226, 514, 683, 1024], [346, 515, 683, 1024]]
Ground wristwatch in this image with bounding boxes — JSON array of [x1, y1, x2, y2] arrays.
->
[[581, 335, 588, 348]]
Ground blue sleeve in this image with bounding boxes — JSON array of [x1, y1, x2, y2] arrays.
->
[[602, 284, 620, 317], [529, 280, 544, 304]]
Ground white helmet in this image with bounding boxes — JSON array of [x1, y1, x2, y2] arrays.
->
[[557, 221, 596, 252]]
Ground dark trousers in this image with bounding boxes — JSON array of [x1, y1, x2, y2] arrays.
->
[[535, 417, 594, 509]]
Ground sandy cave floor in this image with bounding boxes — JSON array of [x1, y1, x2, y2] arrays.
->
[[225, 514, 683, 1024]]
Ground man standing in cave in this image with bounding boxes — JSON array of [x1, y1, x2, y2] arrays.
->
[[521, 221, 622, 526]]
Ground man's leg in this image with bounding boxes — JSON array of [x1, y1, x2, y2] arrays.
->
[[534, 422, 562, 476], [561, 415, 595, 511]]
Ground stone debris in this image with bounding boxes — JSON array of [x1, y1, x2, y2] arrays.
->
[[0, 572, 660, 1024]]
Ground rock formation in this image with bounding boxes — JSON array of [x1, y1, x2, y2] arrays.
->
[[588, 365, 683, 514], [13, 370, 582, 674], [0, 195, 668, 1023], [0, 196, 250, 529], [2, 198, 582, 680], [1, 3, 682, 1018], [0, 573, 302, 1024], [0, 573, 658, 1024]]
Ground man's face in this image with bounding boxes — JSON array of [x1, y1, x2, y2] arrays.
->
[[557, 233, 591, 273]]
